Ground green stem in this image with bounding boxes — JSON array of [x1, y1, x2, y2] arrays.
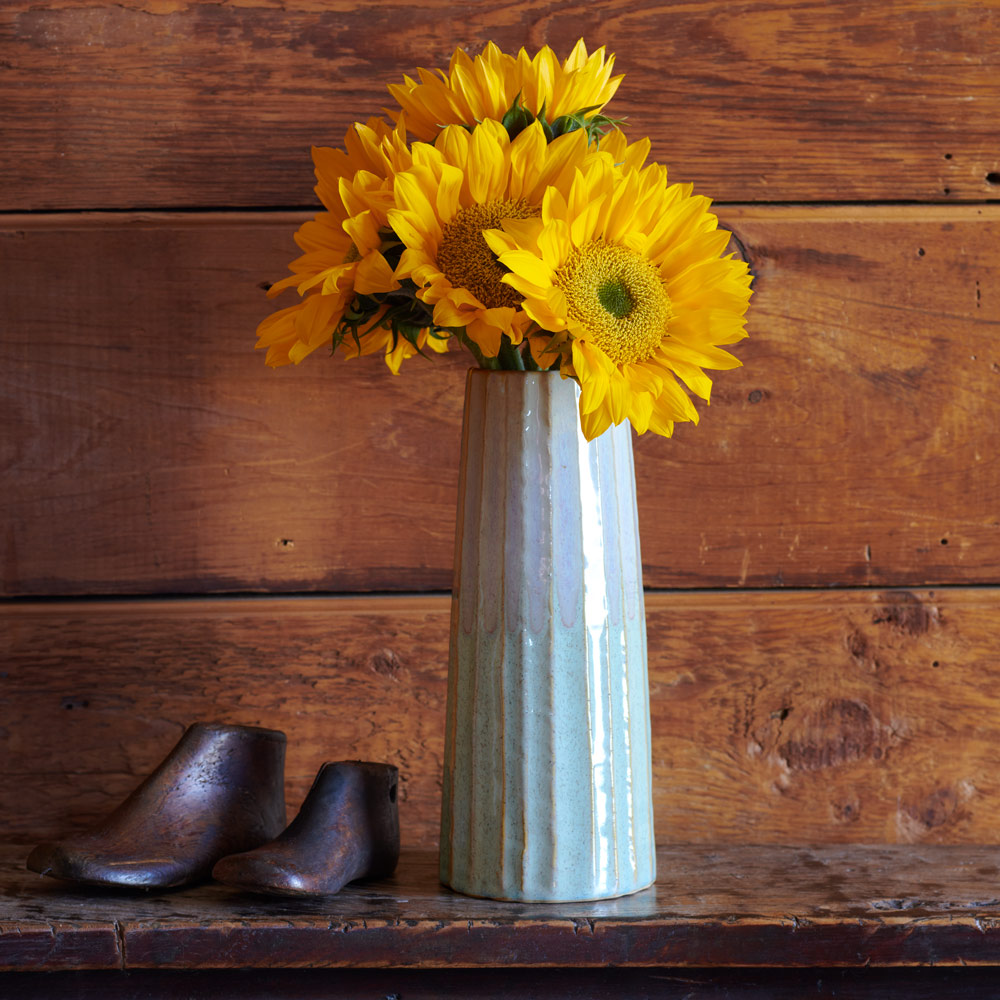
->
[[497, 337, 525, 371], [457, 330, 497, 369], [521, 342, 540, 371]]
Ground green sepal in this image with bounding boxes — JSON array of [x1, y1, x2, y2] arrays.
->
[[496, 95, 627, 147], [500, 92, 536, 140]]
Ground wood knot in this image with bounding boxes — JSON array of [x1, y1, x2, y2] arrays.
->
[[778, 699, 879, 772], [845, 628, 877, 668], [368, 648, 403, 680], [871, 591, 939, 635], [899, 786, 970, 838], [833, 797, 862, 823]]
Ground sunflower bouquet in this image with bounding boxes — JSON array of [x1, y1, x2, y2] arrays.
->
[[256, 40, 752, 440]]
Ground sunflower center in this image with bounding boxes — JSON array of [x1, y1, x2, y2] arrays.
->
[[557, 241, 673, 365], [343, 243, 362, 264], [437, 200, 539, 309], [597, 279, 634, 319]]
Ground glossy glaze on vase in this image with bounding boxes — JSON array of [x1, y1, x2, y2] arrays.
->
[[440, 370, 655, 902]]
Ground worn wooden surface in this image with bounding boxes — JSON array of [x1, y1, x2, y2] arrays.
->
[[10, 968, 1000, 1000], [2, 1, 998, 209], [4, 589, 1000, 848], [3, 206, 998, 596], [7, 843, 1000, 971]]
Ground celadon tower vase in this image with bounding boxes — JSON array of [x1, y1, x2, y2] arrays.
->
[[439, 369, 656, 902]]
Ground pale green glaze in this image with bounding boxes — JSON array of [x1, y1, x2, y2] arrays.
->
[[439, 370, 656, 902]]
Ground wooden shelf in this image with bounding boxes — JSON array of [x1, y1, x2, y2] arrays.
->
[[6, 842, 1000, 973]]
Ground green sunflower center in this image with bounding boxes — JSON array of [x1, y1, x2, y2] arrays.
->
[[557, 241, 673, 365], [597, 279, 634, 319], [437, 199, 539, 309], [343, 243, 362, 264]]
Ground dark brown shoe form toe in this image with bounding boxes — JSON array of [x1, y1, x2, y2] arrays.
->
[[26, 722, 287, 890], [212, 761, 399, 897]]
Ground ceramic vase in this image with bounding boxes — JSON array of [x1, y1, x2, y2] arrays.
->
[[439, 369, 656, 902]]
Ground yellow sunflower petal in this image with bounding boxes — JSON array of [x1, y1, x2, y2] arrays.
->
[[255, 303, 301, 364], [499, 215, 545, 253], [668, 305, 749, 345], [625, 363, 665, 396], [495, 248, 556, 287], [386, 208, 431, 252], [572, 341, 614, 405], [652, 374, 701, 424], [646, 403, 675, 438], [422, 330, 451, 354], [354, 251, 400, 294], [384, 336, 415, 375], [434, 124, 471, 172], [562, 38, 590, 72], [526, 331, 566, 368], [536, 219, 573, 265], [317, 261, 355, 296], [465, 315, 503, 357], [481, 307, 523, 343], [257, 290, 346, 367], [657, 334, 744, 372], [499, 269, 558, 306], [507, 122, 548, 199], [342, 211, 382, 255], [432, 296, 475, 328], [580, 405, 613, 442], [467, 124, 508, 203], [435, 162, 464, 221], [518, 295, 565, 332], [627, 390, 654, 434], [657, 357, 712, 401], [392, 169, 443, 244]]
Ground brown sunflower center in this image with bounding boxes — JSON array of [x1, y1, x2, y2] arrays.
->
[[556, 240, 673, 365], [436, 200, 539, 309]]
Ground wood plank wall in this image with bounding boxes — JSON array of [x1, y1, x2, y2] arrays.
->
[[2, 1, 999, 848]]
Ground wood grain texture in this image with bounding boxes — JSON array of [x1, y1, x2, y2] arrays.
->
[[2, 207, 998, 596], [8, 969, 1000, 1000], [9, 844, 1000, 970], [4, 589, 1000, 848], [1, 1, 998, 209]]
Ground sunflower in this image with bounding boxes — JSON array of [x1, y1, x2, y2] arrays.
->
[[255, 118, 423, 369], [337, 316, 450, 373], [485, 151, 752, 440], [386, 119, 600, 359], [387, 39, 622, 142]]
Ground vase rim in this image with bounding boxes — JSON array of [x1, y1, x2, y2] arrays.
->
[[466, 367, 564, 378]]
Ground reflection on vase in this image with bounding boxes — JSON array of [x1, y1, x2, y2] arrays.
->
[[440, 369, 655, 902]]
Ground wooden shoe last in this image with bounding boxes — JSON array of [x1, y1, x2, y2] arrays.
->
[[212, 761, 399, 897], [26, 722, 287, 889]]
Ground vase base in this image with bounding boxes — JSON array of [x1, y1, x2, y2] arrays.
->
[[439, 873, 656, 904]]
